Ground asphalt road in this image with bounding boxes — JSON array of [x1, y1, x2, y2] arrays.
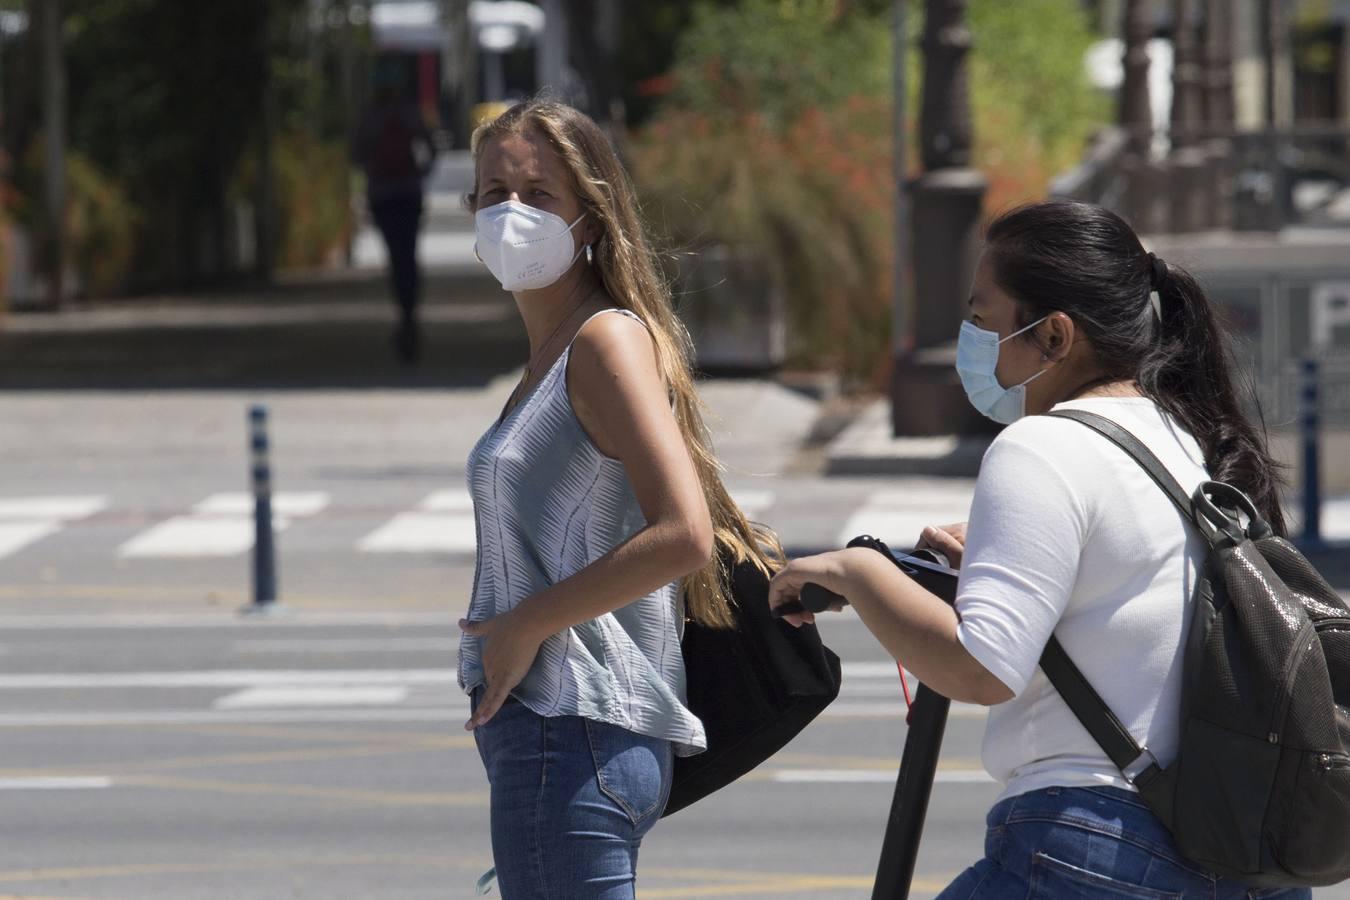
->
[[2, 389, 1348, 899], [0, 612, 1001, 899]]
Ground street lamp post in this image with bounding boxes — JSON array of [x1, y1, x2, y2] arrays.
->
[[890, 0, 909, 369], [1169, 0, 1209, 233], [1119, 0, 1163, 232], [1204, 0, 1235, 229], [890, 0, 989, 437]]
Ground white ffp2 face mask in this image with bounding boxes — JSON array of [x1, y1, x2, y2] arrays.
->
[[474, 201, 586, 292], [955, 317, 1050, 425]]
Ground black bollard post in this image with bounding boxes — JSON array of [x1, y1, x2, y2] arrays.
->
[[243, 404, 281, 615], [1301, 358, 1323, 550]]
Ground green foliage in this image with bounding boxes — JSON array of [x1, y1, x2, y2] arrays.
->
[[632, 0, 1107, 382], [669, 0, 891, 130], [12, 141, 140, 298], [56, 0, 289, 287], [234, 132, 354, 269], [968, 0, 1108, 208], [634, 0, 897, 382]]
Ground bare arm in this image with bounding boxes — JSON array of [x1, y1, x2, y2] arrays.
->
[[462, 312, 713, 727], [768, 548, 1013, 706]]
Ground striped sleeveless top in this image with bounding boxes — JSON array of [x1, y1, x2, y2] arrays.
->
[[457, 308, 707, 756]]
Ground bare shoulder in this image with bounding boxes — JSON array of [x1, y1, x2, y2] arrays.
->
[[569, 309, 658, 381]]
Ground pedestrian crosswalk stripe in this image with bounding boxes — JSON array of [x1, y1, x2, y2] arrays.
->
[[0, 522, 61, 560], [1315, 496, 1350, 541], [193, 492, 330, 517], [0, 495, 107, 559], [731, 490, 775, 516], [836, 484, 973, 550], [357, 490, 476, 554], [418, 490, 474, 512], [119, 517, 283, 558], [118, 492, 329, 559], [213, 686, 411, 710], [0, 777, 113, 790], [0, 496, 107, 519], [769, 768, 993, 784]]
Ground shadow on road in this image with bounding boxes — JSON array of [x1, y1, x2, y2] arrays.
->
[[0, 268, 525, 391]]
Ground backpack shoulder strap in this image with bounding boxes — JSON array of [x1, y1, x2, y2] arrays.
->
[[1039, 637, 1165, 793], [1036, 408, 1187, 801], [1044, 409, 1195, 525]]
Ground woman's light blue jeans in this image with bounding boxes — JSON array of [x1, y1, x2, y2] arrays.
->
[[938, 785, 1313, 899], [471, 692, 673, 899]]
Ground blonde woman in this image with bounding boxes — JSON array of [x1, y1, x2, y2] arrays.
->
[[457, 99, 778, 898]]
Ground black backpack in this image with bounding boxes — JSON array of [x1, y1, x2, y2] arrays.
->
[[1041, 410, 1350, 888]]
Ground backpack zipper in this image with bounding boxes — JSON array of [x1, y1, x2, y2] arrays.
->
[[1270, 620, 1318, 744], [1317, 752, 1350, 772]]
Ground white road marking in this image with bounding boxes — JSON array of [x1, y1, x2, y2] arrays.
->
[[836, 485, 974, 549], [770, 769, 993, 784], [0, 708, 463, 728], [0, 497, 107, 519], [841, 662, 902, 679], [0, 669, 458, 690], [358, 490, 476, 554], [193, 492, 330, 517], [0, 495, 107, 559], [213, 686, 410, 709], [357, 511, 477, 554], [418, 490, 474, 512], [731, 490, 776, 516], [0, 521, 61, 559], [0, 777, 114, 790], [0, 612, 456, 629], [118, 492, 328, 558], [119, 517, 281, 558], [823, 701, 987, 720], [232, 638, 460, 654], [1320, 495, 1350, 541]]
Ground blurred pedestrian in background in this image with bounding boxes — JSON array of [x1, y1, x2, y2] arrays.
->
[[352, 61, 436, 364]]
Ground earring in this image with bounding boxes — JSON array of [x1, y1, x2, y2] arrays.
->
[[585, 245, 593, 265]]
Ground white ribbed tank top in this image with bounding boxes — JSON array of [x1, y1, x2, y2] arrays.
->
[[457, 308, 706, 755]]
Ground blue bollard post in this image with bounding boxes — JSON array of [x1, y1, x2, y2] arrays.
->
[[1301, 358, 1323, 549], [245, 405, 280, 613]]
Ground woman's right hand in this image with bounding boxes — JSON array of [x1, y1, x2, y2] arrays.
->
[[916, 522, 967, 569]]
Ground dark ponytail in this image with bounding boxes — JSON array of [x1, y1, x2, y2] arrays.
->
[[985, 201, 1287, 535]]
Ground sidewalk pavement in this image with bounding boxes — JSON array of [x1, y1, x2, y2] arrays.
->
[[2, 246, 1347, 589]]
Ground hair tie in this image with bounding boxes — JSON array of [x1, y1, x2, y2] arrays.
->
[[1148, 252, 1169, 291]]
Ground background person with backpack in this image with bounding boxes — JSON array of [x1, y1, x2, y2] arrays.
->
[[352, 63, 436, 364], [770, 201, 1341, 897]]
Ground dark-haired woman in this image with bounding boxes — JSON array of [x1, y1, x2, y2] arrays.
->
[[769, 201, 1308, 898]]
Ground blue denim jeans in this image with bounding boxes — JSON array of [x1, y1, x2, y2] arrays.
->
[[937, 785, 1312, 900], [471, 692, 674, 899]]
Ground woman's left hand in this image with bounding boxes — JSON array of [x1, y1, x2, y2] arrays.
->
[[459, 609, 546, 730], [767, 550, 856, 627]]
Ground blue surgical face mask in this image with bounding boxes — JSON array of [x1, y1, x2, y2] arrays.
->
[[955, 316, 1051, 424]]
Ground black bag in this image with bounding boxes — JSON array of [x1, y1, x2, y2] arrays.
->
[[1042, 409, 1350, 888], [663, 553, 843, 817]]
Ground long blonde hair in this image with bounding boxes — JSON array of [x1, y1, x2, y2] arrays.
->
[[468, 99, 782, 627]]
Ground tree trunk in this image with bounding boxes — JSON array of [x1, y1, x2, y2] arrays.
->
[[40, 0, 66, 308]]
